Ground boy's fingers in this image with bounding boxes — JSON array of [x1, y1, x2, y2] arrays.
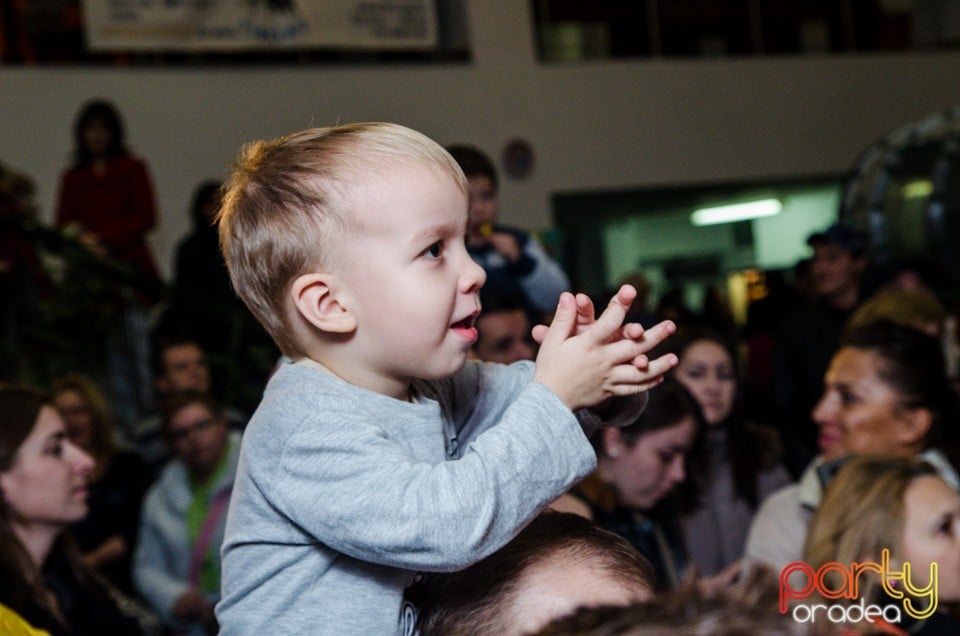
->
[[576, 293, 595, 323], [585, 289, 634, 345], [629, 320, 677, 352], [608, 364, 665, 386], [530, 324, 549, 344], [640, 353, 679, 378], [614, 284, 638, 307], [540, 293, 577, 347]]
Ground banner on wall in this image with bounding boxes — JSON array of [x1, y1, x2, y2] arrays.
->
[[81, 0, 437, 51]]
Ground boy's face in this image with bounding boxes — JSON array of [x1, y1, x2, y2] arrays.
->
[[466, 175, 498, 244], [334, 164, 487, 397]]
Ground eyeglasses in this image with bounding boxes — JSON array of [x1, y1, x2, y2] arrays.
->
[[167, 418, 216, 443]]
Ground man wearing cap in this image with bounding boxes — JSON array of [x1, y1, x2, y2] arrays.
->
[[772, 223, 869, 478]]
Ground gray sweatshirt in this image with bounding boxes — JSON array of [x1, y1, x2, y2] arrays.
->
[[216, 359, 597, 635]]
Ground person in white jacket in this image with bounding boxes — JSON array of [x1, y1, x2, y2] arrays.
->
[[744, 320, 960, 574], [134, 391, 239, 636]]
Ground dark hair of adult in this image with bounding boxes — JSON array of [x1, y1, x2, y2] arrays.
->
[[669, 326, 782, 509], [189, 179, 223, 228], [160, 390, 224, 438], [531, 566, 800, 636], [587, 377, 705, 513], [72, 99, 128, 166], [839, 319, 959, 453], [149, 332, 202, 379], [445, 144, 498, 191], [408, 511, 654, 636], [478, 285, 528, 317], [0, 386, 55, 617]]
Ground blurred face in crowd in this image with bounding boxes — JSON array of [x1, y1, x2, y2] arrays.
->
[[166, 401, 228, 481], [810, 244, 863, 303], [158, 343, 210, 395], [602, 417, 696, 510], [53, 388, 95, 451], [813, 347, 926, 461], [81, 119, 113, 159], [900, 475, 960, 602], [465, 176, 498, 245], [1, 406, 94, 532], [474, 309, 535, 364], [675, 339, 736, 426]]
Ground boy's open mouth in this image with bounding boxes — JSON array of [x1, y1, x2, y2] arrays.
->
[[451, 314, 477, 330]]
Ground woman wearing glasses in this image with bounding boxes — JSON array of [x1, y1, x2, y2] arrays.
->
[[133, 391, 240, 636]]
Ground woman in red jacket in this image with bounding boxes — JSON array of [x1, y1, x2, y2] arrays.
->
[[55, 99, 161, 428], [56, 99, 159, 283]]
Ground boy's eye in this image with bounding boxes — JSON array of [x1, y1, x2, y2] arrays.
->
[[424, 241, 444, 259]]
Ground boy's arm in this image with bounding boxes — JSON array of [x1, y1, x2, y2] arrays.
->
[[263, 378, 595, 573]]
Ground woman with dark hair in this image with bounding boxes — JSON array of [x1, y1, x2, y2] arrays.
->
[[745, 320, 960, 572], [54, 99, 161, 427], [55, 99, 159, 282], [670, 327, 791, 577], [0, 384, 148, 635], [570, 378, 702, 591], [51, 374, 153, 595]]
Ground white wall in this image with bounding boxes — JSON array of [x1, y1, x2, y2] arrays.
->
[[2, 0, 960, 278]]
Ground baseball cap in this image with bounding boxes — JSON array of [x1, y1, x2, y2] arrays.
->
[[806, 223, 866, 255]]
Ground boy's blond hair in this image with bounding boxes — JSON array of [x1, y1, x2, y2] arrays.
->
[[217, 123, 467, 357]]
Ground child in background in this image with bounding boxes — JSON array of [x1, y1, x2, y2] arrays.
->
[[215, 123, 677, 634], [447, 144, 570, 322]]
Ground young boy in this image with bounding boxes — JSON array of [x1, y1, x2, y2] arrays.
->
[[215, 123, 676, 635]]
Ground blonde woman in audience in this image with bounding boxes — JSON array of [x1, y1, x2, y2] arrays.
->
[[51, 374, 153, 596], [804, 455, 960, 635], [846, 286, 946, 337]]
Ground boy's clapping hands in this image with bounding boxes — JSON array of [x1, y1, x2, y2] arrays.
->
[[531, 285, 677, 411]]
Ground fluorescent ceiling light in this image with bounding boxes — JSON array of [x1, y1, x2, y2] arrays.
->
[[902, 180, 933, 199], [690, 198, 782, 226]]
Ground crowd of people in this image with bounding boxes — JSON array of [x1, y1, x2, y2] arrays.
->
[[1, 105, 959, 636]]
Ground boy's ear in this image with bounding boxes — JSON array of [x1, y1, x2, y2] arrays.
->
[[290, 273, 356, 334]]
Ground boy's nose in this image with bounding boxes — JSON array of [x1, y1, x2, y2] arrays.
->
[[461, 257, 486, 293]]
